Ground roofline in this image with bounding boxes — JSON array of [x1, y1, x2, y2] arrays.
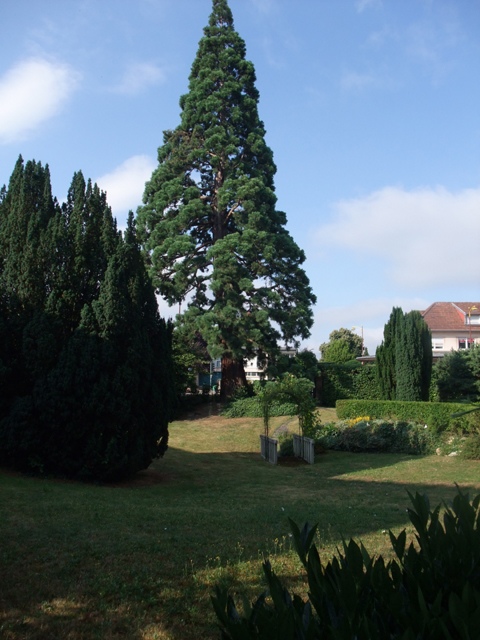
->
[[452, 302, 467, 317]]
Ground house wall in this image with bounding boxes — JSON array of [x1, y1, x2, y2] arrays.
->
[[431, 332, 479, 355]]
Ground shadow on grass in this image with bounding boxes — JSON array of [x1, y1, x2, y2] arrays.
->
[[1, 448, 479, 640]]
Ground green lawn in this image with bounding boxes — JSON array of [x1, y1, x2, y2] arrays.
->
[[1, 406, 479, 639]]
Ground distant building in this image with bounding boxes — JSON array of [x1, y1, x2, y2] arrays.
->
[[420, 302, 480, 359], [197, 347, 297, 388]]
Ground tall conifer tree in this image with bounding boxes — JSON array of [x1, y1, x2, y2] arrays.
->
[[376, 307, 432, 402], [137, 0, 315, 398], [396, 311, 432, 401], [375, 307, 403, 400], [0, 159, 175, 481]]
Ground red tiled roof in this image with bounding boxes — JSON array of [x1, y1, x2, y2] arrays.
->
[[420, 302, 480, 332]]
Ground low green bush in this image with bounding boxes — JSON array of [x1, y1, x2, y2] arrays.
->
[[212, 489, 480, 640], [278, 435, 294, 457], [462, 435, 480, 460], [221, 397, 297, 418], [314, 419, 436, 455], [336, 399, 475, 434]]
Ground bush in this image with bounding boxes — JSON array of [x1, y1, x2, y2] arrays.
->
[[315, 419, 436, 455], [221, 397, 297, 418], [318, 365, 380, 407], [212, 489, 480, 640], [462, 435, 480, 460], [336, 399, 475, 434], [278, 435, 294, 457]]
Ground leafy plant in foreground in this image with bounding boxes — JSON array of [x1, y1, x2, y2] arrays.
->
[[212, 488, 480, 639]]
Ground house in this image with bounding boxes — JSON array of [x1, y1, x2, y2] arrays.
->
[[198, 347, 297, 388], [420, 302, 480, 359], [244, 347, 297, 380]]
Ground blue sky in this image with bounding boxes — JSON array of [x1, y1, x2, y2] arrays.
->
[[1, 0, 480, 354]]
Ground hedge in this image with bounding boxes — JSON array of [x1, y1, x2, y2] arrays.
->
[[336, 399, 475, 433], [221, 397, 297, 418], [318, 365, 380, 407]]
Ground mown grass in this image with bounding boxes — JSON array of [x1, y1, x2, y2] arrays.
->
[[1, 404, 479, 639]]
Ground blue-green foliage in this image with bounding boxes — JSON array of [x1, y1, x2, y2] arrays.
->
[[212, 489, 480, 640]]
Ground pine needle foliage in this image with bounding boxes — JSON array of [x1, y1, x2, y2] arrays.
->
[[0, 157, 174, 481], [136, 0, 315, 398]]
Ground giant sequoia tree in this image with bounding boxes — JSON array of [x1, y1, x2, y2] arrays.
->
[[137, 0, 315, 398], [0, 157, 174, 481]]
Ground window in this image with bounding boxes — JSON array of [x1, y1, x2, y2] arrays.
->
[[432, 339, 444, 350], [466, 315, 480, 325], [458, 339, 475, 350]]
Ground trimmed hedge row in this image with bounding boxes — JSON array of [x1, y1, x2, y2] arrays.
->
[[336, 399, 475, 433], [221, 397, 297, 418], [318, 365, 380, 407]]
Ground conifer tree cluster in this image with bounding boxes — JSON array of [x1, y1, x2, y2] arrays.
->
[[376, 307, 432, 402], [0, 157, 175, 481], [137, 0, 315, 398]]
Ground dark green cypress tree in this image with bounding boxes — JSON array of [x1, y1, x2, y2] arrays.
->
[[0, 157, 59, 421], [46, 171, 118, 334], [137, 0, 315, 398], [0, 158, 175, 481], [0, 157, 58, 311], [416, 311, 433, 400], [395, 311, 432, 402], [375, 307, 403, 400]]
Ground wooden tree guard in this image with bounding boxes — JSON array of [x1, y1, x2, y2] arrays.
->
[[293, 433, 315, 464], [260, 435, 278, 465]]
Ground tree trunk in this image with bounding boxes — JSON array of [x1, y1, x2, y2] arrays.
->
[[220, 353, 246, 401]]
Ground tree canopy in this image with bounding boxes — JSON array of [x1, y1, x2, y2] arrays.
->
[[319, 327, 368, 361], [136, 0, 315, 398]]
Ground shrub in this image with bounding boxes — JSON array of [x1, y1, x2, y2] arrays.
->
[[212, 489, 480, 640], [315, 419, 435, 455], [221, 397, 297, 418], [462, 435, 480, 460], [278, 435, 294, 457], [336, 399, 474, 434], [318, 365, 380, 407]]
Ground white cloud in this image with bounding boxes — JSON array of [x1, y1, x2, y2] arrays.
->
[[340, 71, 377, 91], [250, 0, 276, 14], [113, 62, 165, 95], [316, 185, 480, 289], [355, 0, 382, 13], [95, 155, 156, 223], [0, 58, 79, 144]]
